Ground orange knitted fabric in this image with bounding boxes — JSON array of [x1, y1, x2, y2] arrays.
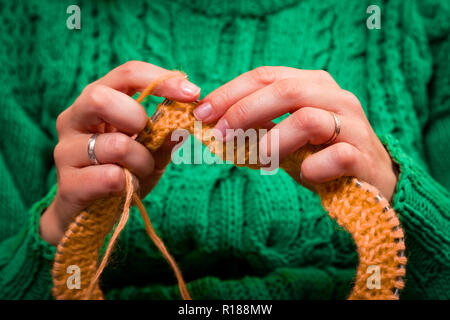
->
[[51, 76, 407, 300]]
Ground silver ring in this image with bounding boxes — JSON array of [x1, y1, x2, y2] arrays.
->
[[324, 111, 341, 145], [87, 133, 100, 165]]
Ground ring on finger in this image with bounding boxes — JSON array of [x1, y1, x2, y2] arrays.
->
[[323, 111, 341, 145], [87, 133, 101, 165]]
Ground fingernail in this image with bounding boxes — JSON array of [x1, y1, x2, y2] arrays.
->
[[214, 118, 230, 141], [180, 80, 200, 96], [193, 102, 212, 120]]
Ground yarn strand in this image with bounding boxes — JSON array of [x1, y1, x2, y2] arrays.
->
[[84, 168, 134, 299], [136, 71, 186, 104], [82, 166, 191, 300], [133, 194, 191, 300]]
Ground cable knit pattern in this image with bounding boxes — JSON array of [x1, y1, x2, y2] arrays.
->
[[0, 0, 449, 299]]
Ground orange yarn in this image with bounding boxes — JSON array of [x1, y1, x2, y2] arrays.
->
[[133, 194, 191, 300], [51, 73, 407, 300], [83, 169, 132, 299], [52, 167, 191, 300]]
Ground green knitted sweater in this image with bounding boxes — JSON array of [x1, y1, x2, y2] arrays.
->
[[0, 0, 449, 299]]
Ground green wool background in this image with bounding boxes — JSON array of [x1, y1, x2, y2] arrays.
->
[[0, 0, 449, 299]]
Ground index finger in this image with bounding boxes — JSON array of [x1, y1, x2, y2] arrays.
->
[[195, 67, 339, 122], [94, 61, 201, 101]]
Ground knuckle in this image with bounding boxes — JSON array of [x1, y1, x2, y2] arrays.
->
[[55, 111, 67, 135], [357, 125, 371, 142], [342, 90, 362, 111], [104, 166, 125, 193], [316, 70, 333, 84], [334, 143, 357, 169], [53, 143, 64, 164], [213, 88, 234, 112], [231, 102, 250, 124], [120, 60, 141, 76], [105, 134, 130, 161], [273, 78, 303, 99], [81, 83, 95, 97], [292, 108, 320, 131], [87, 85, 110, 113], [251, 66, 278, 85]]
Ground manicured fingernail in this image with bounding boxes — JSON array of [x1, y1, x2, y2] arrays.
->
[[214, 118, 230, 141], [180, 80, 200, 95], [193, 102, 212, 120]]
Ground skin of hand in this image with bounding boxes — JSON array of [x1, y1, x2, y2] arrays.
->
[[193, 66, 399, 201], [40, 61, 201, 246]]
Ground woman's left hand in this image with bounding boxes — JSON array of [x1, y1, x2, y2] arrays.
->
[[193, 67, 398, 201]]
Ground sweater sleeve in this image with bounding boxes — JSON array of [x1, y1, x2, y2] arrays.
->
[[376, 1, 450, 299], [423, 35, 450, 190], [0, 185, 57, 299], [379, 134, 450, 299]]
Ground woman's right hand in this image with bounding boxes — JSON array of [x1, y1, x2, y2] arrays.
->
[[39, 61, 200, 246]]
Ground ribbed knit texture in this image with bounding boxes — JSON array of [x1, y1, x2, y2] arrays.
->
[[0, 0, 449, 299]]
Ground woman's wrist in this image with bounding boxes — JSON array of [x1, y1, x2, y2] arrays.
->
[[380, 142, 401, 203], [39, 200, 64, 247]]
